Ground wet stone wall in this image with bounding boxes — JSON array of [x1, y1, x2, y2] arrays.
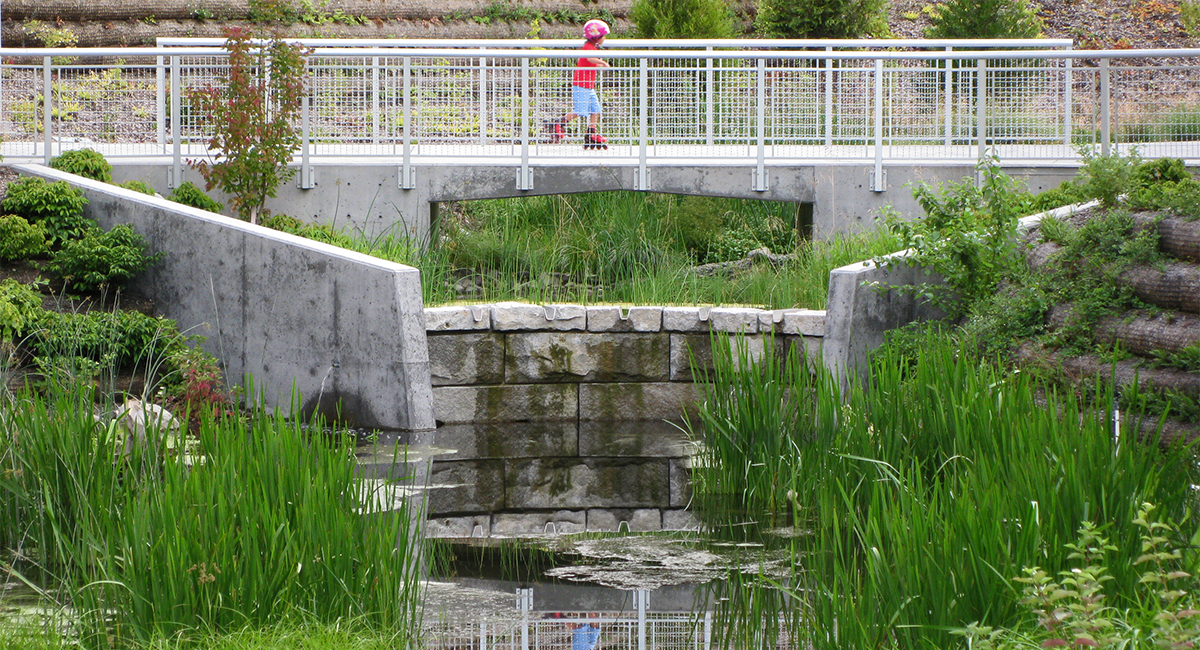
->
[[422, 303, 825, 537]]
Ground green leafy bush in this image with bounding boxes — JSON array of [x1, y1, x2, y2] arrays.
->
[[1079, 147, 1142, 210], [46, 224, 158, 292], [0, 279, 45, 343], [880, 157, 1030, 314], [1128, 178, 1200, 220], [0, 214, 49, 261], [756, 0, 887, 38], [957, 504, 1200, 650], [167, 180, 224, 213], [925, 0, 1041, 38], [118, 180, 157, 196], [631, 0, 737, 38], [49, 148, 112, 182], [0, 177, 93, 245], [29, 309, 180, 368], [1133, 156, 1191, 189]]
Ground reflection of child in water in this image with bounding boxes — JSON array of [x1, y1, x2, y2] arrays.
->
[[572, 613, 600, 650]]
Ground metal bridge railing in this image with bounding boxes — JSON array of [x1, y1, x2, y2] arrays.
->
[[2, 43, 1199, 194]]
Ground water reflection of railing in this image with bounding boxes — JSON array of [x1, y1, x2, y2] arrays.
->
[[422, 589, 793, 650]]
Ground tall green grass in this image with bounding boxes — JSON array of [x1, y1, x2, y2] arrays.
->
[[0, 387, 422, 647], [691, 334, 1199, 649], [337, 192, 900, 309]]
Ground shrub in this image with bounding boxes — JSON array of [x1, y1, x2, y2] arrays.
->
[[1132, 157, 1191, 189], [49, 148, 112, 183], [0, 177, 93, 245], [29, 309, 179, 368], [1128, 178, 1200, 220], [880, 157, 1030, 314], [0, 279, 45, 343], [167, 181, 223, 213], [187, 28, 309, 223], [756, 0, 887, 38], [1079, 146, 1142, 210], [925, 0, 1042, 38], [0, 214, 49, 261], [631, 0, 737, 38], [118, 180, 157, 196], [46, 224, 159, 292], [162, 344, 231, 421]]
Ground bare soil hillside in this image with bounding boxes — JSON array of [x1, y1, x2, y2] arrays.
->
[[0, 0, 1192, 48]]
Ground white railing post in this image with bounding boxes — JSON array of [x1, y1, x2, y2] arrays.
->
[[639, 56, 649, 190], [517, 57, 532, 191], [824, 46, 834, 148], [704, 610, 713, 650], [754, 57, 767, 191], [635, 590, 649, 650], [299, 93, 313, 188], [480, 621, 488, 650], [1101, 57, 1111, 156], [401, 56, 415, 189], [371, 55, 380, 145], [42, 56, 52, 165], [156, 55, 166, 149], [872, 58, 885, 192], [976, 57, 987, 165], [517, 588, 533, 650], [169, 54, 181, 188], [1064, 45, 1073, 148], [943, 46, 952, 148], [705, 46, 714, 147]]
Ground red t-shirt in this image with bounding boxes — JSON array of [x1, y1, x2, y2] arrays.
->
[[573, 41, 601, 89]]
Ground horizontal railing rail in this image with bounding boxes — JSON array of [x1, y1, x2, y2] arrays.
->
[[2, 43, 1198, 193]]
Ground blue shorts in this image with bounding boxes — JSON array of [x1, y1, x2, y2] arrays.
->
[[572, 86, 602, 116]]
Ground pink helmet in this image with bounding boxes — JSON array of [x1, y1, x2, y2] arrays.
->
[[583, 19, 610, 41]]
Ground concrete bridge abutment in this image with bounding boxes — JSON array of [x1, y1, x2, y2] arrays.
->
[[106, 160, 1080, 244]]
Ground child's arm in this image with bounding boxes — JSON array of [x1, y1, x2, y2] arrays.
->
[[583, 56, 609, 68]]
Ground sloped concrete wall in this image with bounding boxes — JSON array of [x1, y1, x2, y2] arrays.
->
[[14, 165, 435, 432]]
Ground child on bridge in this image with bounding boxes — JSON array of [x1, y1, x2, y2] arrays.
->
[[548, 19, 611, 150]]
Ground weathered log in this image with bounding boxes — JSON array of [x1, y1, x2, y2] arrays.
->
[[1118, 262, 1200, 314], [1013, 343, 1200, 446], [1132, 212, 1200, 263], [2, 0, 634, 24], [1048, 304, 1200, 358], [0, 18, 635, 48]]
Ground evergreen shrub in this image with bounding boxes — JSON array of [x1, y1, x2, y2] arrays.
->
[[756, 0, 887, 38], [118, 180, 157, 196], [631, 0, 737, 38], [925, 0, 1042, 38]]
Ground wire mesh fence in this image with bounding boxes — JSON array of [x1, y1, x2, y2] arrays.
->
[[3, 46, 1200, 168]]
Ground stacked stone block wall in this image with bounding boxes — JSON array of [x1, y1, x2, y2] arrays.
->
[[423, 303, 825, 536]]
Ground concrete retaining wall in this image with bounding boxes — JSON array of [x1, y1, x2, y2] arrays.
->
[[14, 165, 436, 431]]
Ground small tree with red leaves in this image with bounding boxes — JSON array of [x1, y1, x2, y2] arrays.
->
[[188, 27, 309, 224]]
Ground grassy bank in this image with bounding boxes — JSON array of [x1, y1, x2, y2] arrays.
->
[[0, 386, 421, 648], [691, 334, 1199, 649]]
